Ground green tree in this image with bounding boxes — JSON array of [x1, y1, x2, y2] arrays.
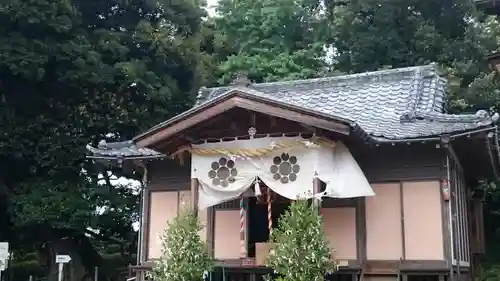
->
[[328, 0, 500, 113], [266, 199, 337, 281], [151, 210, 213, 281], [0, 0, 209, 278], [330, 0, 477, 72], [214, 0, 332, 84]]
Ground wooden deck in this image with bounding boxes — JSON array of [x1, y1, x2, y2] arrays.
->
[[128, 258, 469, 281]]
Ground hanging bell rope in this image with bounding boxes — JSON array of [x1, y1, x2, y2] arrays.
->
[[239, 196, 246, 258], [267, 187, 273, 237]]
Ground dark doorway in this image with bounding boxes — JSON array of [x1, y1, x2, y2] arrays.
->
[[247, 193, 291, 257]]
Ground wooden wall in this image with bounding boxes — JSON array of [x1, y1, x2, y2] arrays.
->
[[353, 143, 444, 182], [366, 183, 403, 260], [147, 191, 178, 259], [322, 207, 357, 260], [143, 142, 455, 267], [145, 175, 208, 260], [213, 210, 241, 259], [366, 182, 444, 261], [402, 181, 444, 260]]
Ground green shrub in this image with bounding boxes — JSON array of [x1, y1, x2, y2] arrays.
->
[[266, 199, 337, 281], [151, 210, 213, 281]]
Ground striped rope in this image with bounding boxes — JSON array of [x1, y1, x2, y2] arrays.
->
[[267, 188, 272, 237], [240, 197, 246, 257]]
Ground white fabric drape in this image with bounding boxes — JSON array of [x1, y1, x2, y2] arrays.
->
[[317, 142, 375, 198], [191, 136, 374, 209]]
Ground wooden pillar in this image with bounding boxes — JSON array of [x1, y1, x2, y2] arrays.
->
[[191, 178, 199, 217], [137, 162, 150, 281], [313, 177, 321, 210], [356, 198, 367, 264], [137, 162, 150, 270], [140, 189, 150, 262], [206, 206, 215, 257], [399, 182, 406, 260]]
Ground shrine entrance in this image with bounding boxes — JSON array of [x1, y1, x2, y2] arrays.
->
[[247, 190, 291, 258]]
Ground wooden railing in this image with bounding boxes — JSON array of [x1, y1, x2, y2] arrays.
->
[[128, 263, 359, 281]]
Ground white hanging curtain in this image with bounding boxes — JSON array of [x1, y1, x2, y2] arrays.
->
[[190, 136, 374, 209]]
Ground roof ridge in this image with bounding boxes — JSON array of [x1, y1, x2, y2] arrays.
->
[[415, 110, 499, 125], [251, 63, 439, 87], [399, 64, 449, 121], [204, 64, 438, 90], [403, 67, 426, 116], [86, 141, 164, 158], [196, 64, 441, 103]]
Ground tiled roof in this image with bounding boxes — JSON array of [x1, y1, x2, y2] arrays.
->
[[86, 140, 165, 159], [87, 64, 499, 158], [195, 64, 499, 141]]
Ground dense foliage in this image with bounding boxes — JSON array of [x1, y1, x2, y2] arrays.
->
[[151, 210, 213, 281], [0, 0, 208, 278], [213, 0, 332, 83], [2, 0, 500, 279], [327, 0, 500, 114], [266, 199, 336, 281]]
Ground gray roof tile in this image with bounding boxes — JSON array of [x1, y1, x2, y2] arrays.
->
[[196, 64, 498, 140], [86, 140, 165, 158], [87, 64, 499, 158]]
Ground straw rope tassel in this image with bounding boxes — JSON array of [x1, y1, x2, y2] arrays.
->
[[240, 197, 246, 257], [267, 188, 272, 236], [171, 137, 335, 159]]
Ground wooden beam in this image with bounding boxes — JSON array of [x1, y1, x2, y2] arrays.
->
[[148, 178, 191, 191], [270, 116, 277, 127], [244, 197, 249, 258], [137, 99, 238, 147], [137, 163, 149, 265], [439, 148, 453, 269], [232, 97, 350, 135], [131, 259, 451, 273], [313, 178, 321, 209], [144, 189, 152, 261], [300, 123, 317, 133], [356, 198, 367, 265], [136, 95, 350, 147], [207, 206, 215, 257], [187, 115, 239, 136], [154, 136, 182, 151], [322, 198, 357, 207], [400, 182, 406, 260], [191, 178, 199, 217]]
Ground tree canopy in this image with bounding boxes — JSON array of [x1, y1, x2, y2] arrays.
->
[[2, 0, 500, 279], [213, 0, 332, 83], [0, 0, 209, 278], [328, 0, 500, 113]]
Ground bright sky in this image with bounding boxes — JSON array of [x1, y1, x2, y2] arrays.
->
[[206, 0, 218, 16]]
